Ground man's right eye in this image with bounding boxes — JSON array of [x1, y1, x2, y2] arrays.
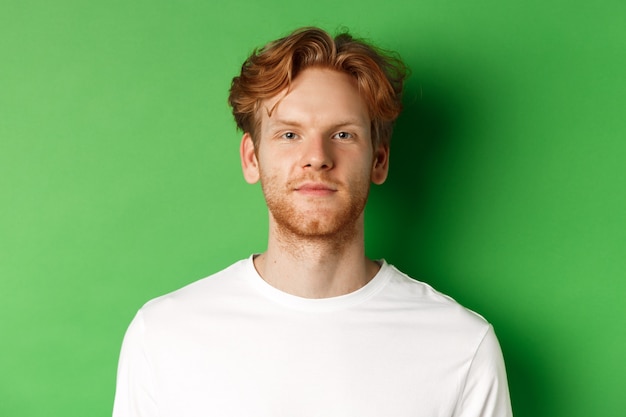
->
[[282, 132, 297, 140]]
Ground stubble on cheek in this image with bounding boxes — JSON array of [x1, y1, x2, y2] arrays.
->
[[259, 170, 370, 247]]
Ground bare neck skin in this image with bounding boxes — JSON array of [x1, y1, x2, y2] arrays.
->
[[253, 213, 381, 299]]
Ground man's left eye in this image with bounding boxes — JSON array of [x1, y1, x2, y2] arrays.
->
[[334, 132, 353, 139]]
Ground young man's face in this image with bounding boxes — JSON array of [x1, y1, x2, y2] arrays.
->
[[241, 68, 389, 240]]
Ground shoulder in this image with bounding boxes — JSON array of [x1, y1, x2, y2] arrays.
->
[[138, 257, 254, 320], [377, 262, 491, 334]]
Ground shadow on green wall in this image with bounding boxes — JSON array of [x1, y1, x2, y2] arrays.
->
[[368, 77, 550, 416]]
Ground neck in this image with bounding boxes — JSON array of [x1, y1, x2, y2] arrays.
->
[[254, 217, 380, 298]]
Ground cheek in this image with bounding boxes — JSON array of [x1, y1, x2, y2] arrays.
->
[[259, 151, 298, 178]]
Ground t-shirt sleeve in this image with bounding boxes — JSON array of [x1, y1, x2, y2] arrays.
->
[[112, 311, 159, 417], [453, 325, 513, 417]]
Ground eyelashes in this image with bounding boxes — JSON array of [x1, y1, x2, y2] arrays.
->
[[278, 131, 356, 141]]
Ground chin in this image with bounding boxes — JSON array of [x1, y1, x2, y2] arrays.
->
[[271, 207, 363, 242], [264, 185, 369, 243]]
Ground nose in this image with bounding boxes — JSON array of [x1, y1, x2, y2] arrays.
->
[[301, 135, 334, 170]]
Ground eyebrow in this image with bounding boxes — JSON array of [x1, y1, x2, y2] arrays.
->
[[271, 119, 303, 127], [270, 118, 365, 129]]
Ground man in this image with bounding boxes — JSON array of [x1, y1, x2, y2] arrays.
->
[[113, 27, 513, 417]]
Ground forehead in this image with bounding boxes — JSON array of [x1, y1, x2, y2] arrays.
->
[[260, 68, 370, 129]]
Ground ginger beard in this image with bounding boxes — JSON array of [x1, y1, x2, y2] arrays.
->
[[259, 168, 371, 246]]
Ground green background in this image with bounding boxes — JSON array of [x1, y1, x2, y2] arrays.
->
[[1, 0, 624, 415]]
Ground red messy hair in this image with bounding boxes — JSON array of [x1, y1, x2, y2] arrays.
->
[[228, 27, 407, 148]]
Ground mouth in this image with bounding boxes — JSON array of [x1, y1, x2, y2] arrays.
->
[[294, 182, 337, 196]]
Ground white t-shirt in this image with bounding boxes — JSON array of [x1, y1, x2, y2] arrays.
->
[[113, 257, 512, 417]]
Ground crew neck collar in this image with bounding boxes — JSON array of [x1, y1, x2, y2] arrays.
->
[[242, 255, 391, 312]]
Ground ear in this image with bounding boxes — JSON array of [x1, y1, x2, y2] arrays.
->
[[240, 133, 260, 184], [371, 143, 390, 185]]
